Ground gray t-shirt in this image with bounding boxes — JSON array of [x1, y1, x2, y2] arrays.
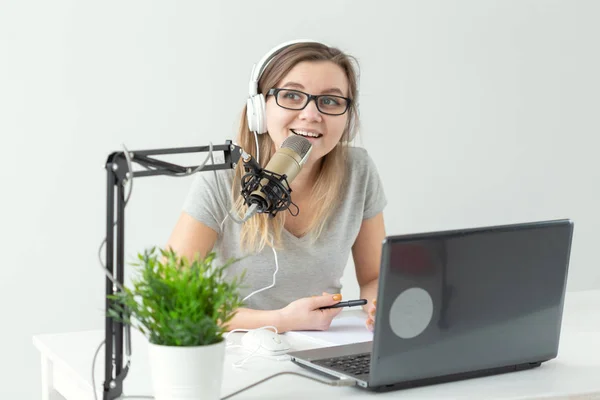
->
[[183, 147, 387, 310]]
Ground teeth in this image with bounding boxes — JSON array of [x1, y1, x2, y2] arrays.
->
[[292, 129, 321, 138]]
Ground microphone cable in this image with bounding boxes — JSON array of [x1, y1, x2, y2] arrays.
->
[[93, 142, 215, 400]]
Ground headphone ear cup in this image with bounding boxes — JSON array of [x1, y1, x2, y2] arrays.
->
[[256, 94, 266, 134], [246, 94, 267, 134], [246, 96, 257, 132]]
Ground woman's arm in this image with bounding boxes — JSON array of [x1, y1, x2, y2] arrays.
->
[[166, 212, 342, 333], [166, 214, 284, 330], [223, 293, 342, 333], [166, 211, 218, 261], [352, 212, 386, 312], [223, 308, 285, 332]]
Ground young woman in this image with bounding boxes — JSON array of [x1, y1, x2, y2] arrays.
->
[[167, 41, 384, 333]]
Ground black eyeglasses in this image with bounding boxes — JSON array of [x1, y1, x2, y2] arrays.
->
[[267, 88, 352, 116]]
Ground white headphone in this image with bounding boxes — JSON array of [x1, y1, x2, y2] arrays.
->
[[246, 39, 358, 141]]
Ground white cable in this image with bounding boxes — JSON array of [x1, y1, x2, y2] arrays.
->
[[242, 242, 279, 303], [98, 142, 216, 290], [208, 146, 255, 228], [222, 239, 283, 367], [92, 340, 153, 400], [253, 131, 260, 165], [122, 144, 135, 203], [224, 326, 289, 367], [225, 325, 277, 341], [96, 143, 137, 292], [232, 346, 290, 368], [136, 142, 214, 177], [225, 328, 254, 344], [93, 144, 138, 393], [92, 340, 104, 400], [220, 214, 229, 232], [232, 342, 263, 368]]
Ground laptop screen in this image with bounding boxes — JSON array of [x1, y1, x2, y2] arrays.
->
[[369, 219, 573, 388]]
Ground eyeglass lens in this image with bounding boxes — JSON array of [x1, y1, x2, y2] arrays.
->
[[275, 89, 348, 115]]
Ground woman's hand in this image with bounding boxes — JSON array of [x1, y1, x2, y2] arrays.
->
[[278, 292, 343, 332], [366, 299, 377, 332]]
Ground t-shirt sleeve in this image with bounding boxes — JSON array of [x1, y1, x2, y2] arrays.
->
[[362, 150, 387, 220], [182, 170, 231, 235]]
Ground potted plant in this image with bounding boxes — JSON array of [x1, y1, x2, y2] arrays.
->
[[108, 247, 245, 400]]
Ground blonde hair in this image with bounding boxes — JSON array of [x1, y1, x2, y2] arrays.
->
[[232, 42, 360, 253]]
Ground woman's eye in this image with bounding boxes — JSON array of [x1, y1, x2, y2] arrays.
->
[[321, 96, 341, 106], [283, 92, 301, 100]]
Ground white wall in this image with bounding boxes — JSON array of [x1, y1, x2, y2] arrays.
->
[[1, 1, 598, 398]]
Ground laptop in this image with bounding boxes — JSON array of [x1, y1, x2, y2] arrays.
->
[[289, 219, 574, 391]]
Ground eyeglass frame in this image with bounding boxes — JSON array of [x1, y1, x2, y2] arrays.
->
[[266, 88, 352, 116]]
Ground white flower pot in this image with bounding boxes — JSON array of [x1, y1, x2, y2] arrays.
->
[[147, 339, 226, 400]]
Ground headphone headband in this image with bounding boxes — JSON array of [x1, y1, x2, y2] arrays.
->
[[248, 39, 325, 97]]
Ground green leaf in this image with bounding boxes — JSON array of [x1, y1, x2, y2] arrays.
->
[[106, 247, 244, 347]]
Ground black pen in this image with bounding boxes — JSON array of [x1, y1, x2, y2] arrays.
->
[[319, 299, 368, 310]]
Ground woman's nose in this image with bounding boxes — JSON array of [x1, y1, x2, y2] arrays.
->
[[298, 99, 322, 122]]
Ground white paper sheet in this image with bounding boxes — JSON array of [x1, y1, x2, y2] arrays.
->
[[284, 316, 373, 346]]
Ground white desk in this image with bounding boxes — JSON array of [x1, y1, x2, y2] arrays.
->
[[33, 290, 600, 400]]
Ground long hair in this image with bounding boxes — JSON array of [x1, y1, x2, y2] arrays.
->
[[232, 42, 360, 253]]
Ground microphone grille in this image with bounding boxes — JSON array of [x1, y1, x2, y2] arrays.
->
[[281, 135, 312, 158]]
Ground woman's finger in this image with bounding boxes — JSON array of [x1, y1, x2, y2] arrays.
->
[[366, 317, 374, 332], [309, 293, 342, 309]]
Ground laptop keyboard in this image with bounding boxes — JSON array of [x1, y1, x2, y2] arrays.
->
[[314, 353, 371, 376]]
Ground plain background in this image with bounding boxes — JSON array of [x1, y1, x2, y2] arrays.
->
[[1, 1, 598, 398]]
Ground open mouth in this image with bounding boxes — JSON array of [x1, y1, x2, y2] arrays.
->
[[290, 129, 323, 139]]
